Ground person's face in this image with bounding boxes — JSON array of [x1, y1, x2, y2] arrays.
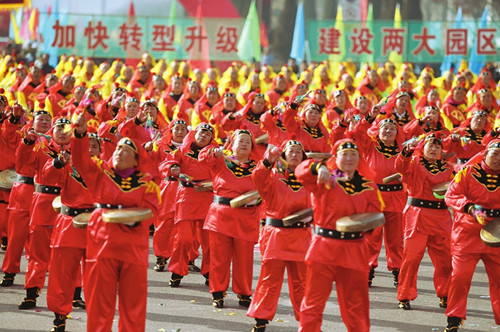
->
[[304, 107, 320, 127], [263, 67, 270, 78], [285, 145, 304, 169], [425, 109, 439, 125], [315, 91, 326, 105], [304, 71, 312, 84], [53, 124, 72, 145], [379, 123, 397, 143], [123, 67, 133, 81], [142, 104, 158, 122], [193, 69, 203, 83], [154, 76, 165, 90], [479, 91, 492, 106], [74, 88, 85, 102], [470, 115, 487, 132], [379, 69, 389, 82], [336, 149, 359, 174], [223, 97, 236, 111], [181, 62, 190, 76], [113, 62, 123, 76], [485, 148, 500, 171], [357, 98, 369, 113], [452, 88, 465, 102], [297, 85, 308, 96], [139, 67, 149, 82], [396, 95, 409, 110], [172, 78, 184, 94], [61, 77, 75, 93], [252, 97, 265, 114], [230, 68, 238, 82], [232, 134, 252, 157], [99, 62, 110, 74], [85, 61, 94, 74], [33, 114, 52, 133], [194, 128, 212, 148], [456, 76, 466, 86], [89, 138, 100, 158], [188, 83, 200, 98], [207, 90, 219, 105], [171, 124, 188, 143], [423, 141, 442, 162], [481, 71, 491, 85], [46, 76, 58, 88], [31, 67, 42, 83], [343, 75, 353, 87], [368, 70, 378, 85], [17, 70, 27, 81], [334, 92, 346, 107], [422, 76, 431, 86], [428, 90, 439, 102], [251, 74, 260, 88], [113, 145, 137, 170], [207, 68, 217, 81], [125, 101, 139, 118], [319, 67, 328, 80]]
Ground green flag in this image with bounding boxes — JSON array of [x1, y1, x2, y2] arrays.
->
[[237, 0, 261, 63]]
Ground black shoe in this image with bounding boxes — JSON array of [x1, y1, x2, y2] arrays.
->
[[169, 273, 183, 287], [444, 316, 462, 331], [392, 269, 400, 287], [212, 291, 224, 308], [1, 236, 7, 251], [18, 287, 40, 310], [398, 299, 411, 310], [238, 294, 252, 308], [251, 319, 269, 332], [0, 273, 15, 287], [203, 273, 209, 286], [439, 297, 448, 308], [153, 256, 167, 272], [50, 313, 66, 332], [368, 267, 375, 287], [72, 287, 86, 309], [188, 261, 201, 273]]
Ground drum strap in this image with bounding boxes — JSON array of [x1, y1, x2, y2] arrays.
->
[[60, 205, 94, 217], [408, 197, 447, 209], [94, 203, 122, 209], [315, 226, 363, 240], [265, 217, 311, 228], [35, 184, 61, 195], [377, 184, 403, 192], [482, 208, 500, 218], [16, 175, 34, 185]]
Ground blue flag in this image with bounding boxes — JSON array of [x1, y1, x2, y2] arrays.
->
[[290, 2, 305, 63], [440, 7, 462, 75], [468, 7, 488, 75]]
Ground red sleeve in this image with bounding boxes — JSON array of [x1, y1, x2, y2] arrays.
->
[[347, 118, 373, 150], [220, 112, 242, 132], [260, 111, 280, 141], [403, 118, 424, 138], [282, 105, 301, 133], [71, 132, 101, 190], [444, 167, 472, 214], [294, 159, 327, 193], [251, 160, 276, 202]]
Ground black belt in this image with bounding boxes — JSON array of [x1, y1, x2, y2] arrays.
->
[[35, 184, 61, 195], [0, 200, 7, 205], [213, 195, 260, 207], [483, 208, 500, 218], [377, 184, 403, 192], [408, 197, 447, 209], [94, 203, 122, 209], [315, 226, 363, 240], [60, 205, 94, 216], [16, 175, 34, 185], [265, 217, 311, 228], [164, 176, 177, 182]]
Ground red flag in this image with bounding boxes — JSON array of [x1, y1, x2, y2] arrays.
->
[[260, 21, 269, 49], [187, 0, 211, 71], [125, 0, 142, 67]]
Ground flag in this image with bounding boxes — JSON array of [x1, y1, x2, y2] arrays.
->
[[188, 0, 211, 70], [388, 3, 402, 65], [28, 7, 39, 41], [290, 2, 305, 63], [260, 21, 269, 49], [164, 0, 183, 60], [468, 7, 488, 75], [237, 0, 261, 63], [125, 0, 143, 66], [440, 7, 462, 75], [19, 7, 32, 42], [9, 10, 23, 44], [39, 0, 63, 68], [329, 4, 346, 63]]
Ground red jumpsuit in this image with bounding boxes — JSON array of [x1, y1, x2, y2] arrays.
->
[[71, 134, 159, 332], [395, 150, 454, 303], [199, 147, 260, 298], [19, 138, 63, 292], [350, 119, 405, 273], [166, 142, 214, 278], [45, 90, 72, 117], [295, 160, 384, 332], [282, 105, 331, 153], [247, 160, 311, 322], [444, 161, 500, 324], [2, 120, 33, 276], [46, 154, 94, 317]]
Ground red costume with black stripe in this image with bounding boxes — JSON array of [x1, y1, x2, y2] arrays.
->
[[295, 159, 384, 332], [395, 148, 454, 304], [71, 133, 159, 332], [444, 160, 500, 324], [247, 159, 311, 322], [199, 147, 260, 298]]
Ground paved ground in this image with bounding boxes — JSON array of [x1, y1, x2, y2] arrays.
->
[[0, 240, 498, 332]]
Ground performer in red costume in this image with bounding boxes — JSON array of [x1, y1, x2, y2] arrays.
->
[[443, 140, 500, 331], [46, 133, 101, 332], [166, 123, 218, 287], [17, 117, 72, 310], [247, 140, 312, 332], [199, 129, 260, 309], [396, 132, 455, 310], [72, 114, 160, 332], [295, 138, 384, 332], [1, 108, 51, 287], [348, 107, 406, 287]]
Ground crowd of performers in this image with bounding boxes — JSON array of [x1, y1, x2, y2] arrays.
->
[[0, 52, 499, 332]]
